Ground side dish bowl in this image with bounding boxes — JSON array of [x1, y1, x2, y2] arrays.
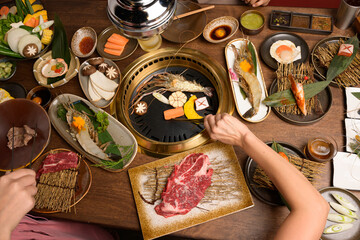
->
[[203, 16, 239, 43]]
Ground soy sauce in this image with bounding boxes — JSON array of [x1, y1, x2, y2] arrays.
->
[[210, 25, 231, 40], [31, 90, 51, 107]]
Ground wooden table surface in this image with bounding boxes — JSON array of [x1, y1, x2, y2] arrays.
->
[[8, 1, 359, 239]]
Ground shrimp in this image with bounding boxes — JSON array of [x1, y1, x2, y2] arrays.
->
[[151, 73, 213, 97], [231, 42, 262, 118], [288, 73, 307, 116], [130, 72, 213, 113], [63, 101, 110, 160]]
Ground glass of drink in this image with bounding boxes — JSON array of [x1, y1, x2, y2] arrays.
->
[[335, 0, 360, 29], [305, 137, 338, 163], [137, 34, 162, 52]]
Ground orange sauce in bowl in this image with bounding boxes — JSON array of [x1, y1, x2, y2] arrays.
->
[[210, 25, 231, 40], [79, 37, 94, 55]]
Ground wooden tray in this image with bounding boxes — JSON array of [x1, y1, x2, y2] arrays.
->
[[129, 142, 254, 240]]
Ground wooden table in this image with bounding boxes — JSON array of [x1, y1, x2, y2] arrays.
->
[[9, 1, 358, 239]]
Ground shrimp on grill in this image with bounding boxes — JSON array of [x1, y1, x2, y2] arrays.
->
[[231, 42, 262, 118], [130, 72, 213, 113]]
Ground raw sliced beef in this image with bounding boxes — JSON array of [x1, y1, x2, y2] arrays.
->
[[36, 151, 79, 179], [155, 153, 213, 218], [7, 125, 36, 149]]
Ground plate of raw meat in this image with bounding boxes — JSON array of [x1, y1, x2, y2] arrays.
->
[[128, 141, 254, 240]]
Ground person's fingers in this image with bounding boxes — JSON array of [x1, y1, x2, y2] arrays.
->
[[252, 0, 269, 7], [6, 169, 35, 180], [14, 174, 36, 188], [204, 114, 214, 132], [25, 185, 38, 197]]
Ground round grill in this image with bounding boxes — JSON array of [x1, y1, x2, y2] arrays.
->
[[111, 48, 234, 156]]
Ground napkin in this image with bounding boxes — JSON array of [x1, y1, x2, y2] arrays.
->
[[333, 152, 360, 191], [345, 87, 360, 119], [344, 118, 360, 152]]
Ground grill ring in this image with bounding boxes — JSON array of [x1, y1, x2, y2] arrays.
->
[[111, 47, 234, 157]]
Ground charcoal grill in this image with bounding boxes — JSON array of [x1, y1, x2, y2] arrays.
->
[[111, 48, 234, 156]]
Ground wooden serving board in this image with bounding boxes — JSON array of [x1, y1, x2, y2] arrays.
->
[[128, 141, 254, 240]]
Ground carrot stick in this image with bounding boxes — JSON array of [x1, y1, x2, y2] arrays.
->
[[104, 47, 124, 56], [164, 107, 184, 120], [105, 42, 125, 50], [110, 33, 129, 44]]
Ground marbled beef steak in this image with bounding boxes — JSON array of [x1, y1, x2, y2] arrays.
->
[[155, 153, 213, 217]]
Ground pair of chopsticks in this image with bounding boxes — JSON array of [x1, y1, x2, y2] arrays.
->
[[10, 123, 37, 172], [173, 5, 215, 20]]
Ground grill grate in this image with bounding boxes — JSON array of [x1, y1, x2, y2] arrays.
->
[[128, 66, 218, 143]]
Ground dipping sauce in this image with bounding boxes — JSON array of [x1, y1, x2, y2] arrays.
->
[[291, 15, 310, 28], [311, 16, 331, 31], [31, 89, 51, 107], [272, 13, 290, 26], [241, 13, 264, 29], [79, 37, 95, 55], [306, 137, 336, 162], [210, 25, 232, 40]]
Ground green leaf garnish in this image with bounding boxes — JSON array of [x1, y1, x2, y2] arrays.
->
[[351, 92, 360, 100], [47, 15, 71, 85]]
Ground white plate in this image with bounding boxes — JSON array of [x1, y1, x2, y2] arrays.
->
[[48, 93, 138, 172], [78, 58, 121, 108], [346, 87, 360, 119], [320, 187, 360, 240], [333, 152, 360, 191], [225, 38, 270, 122]]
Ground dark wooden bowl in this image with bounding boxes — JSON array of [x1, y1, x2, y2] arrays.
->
[[0, 99, 51, 171]]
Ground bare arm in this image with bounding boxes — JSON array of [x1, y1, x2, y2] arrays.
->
[[204, 113, 329, 240], [0, 169, 37, 240]]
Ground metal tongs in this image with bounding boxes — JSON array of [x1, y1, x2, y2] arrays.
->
[[171, 118, 204, 124]]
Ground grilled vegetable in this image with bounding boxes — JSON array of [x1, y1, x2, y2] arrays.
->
[[323, 223, 353, 234], [330, 202, 358, 219], [331, 193, 357, 211], [327, 213, 355, 223]]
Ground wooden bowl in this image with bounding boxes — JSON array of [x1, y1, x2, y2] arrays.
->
[[203, 16, 239, 43], [71, 27, 97, 58], [0, 99, 51, 171], [240, 10, 265, 35]]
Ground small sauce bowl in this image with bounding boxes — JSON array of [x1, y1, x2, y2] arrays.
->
[[0, 58, 16, 81], [203, 16, 239, 43], [304, 137, 338, 163], [26, 86, 52, 109], [240, 10, 265, 35], [71, 27, 97, 58]]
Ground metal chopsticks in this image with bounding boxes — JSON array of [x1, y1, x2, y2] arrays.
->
[[11, 124, 14, 172], [171, 118, 204, 124], [29, 123, 37, 169]]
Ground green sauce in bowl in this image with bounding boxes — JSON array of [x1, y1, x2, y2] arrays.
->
[[241, 13, 264, 29]]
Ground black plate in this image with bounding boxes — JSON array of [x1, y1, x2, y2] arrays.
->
[[311, 36, 349, 81], [0, 82, 27, 99], [260, 32, 309, 69], [269, 73, 332, 125], [244, 142, 305, 206], [320, 187, 360, 240]]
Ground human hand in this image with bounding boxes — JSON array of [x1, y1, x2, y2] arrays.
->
[[204, 113, 252, 148], [0, 169, 37, 240], [244, 0, 270, 7]]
